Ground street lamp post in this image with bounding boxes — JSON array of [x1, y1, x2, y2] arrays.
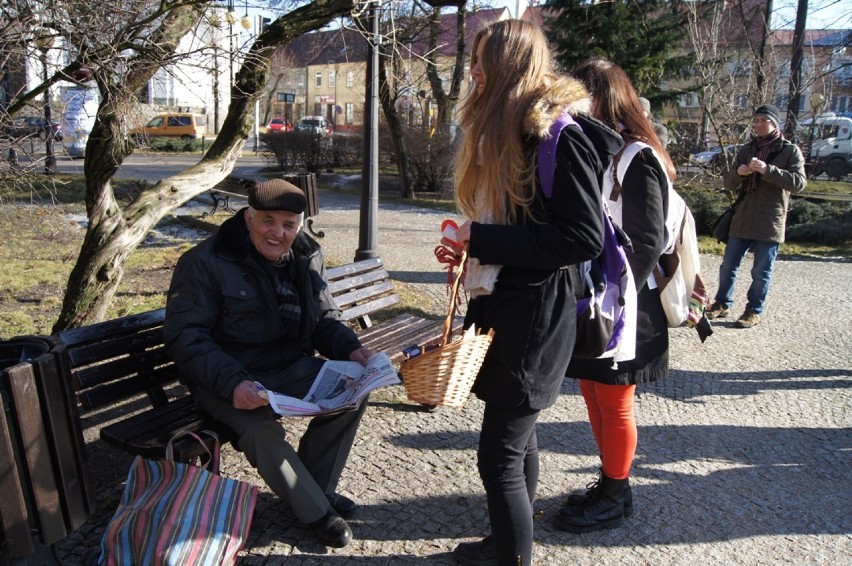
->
[[356, 0, 380, 261]]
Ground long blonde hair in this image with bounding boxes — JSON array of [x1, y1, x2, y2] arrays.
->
[[455, 20, 556, 224]]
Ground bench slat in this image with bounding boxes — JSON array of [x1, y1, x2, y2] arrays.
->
[[65, 327, 164, 369], [78, 366, 178, 410], [327, 269, 390, 294], [56, 309, 166, 348], [73, 344, 171, 389], [339, 295, 401, 323], [326, 258, 384, 281], [333, 280, 396, 310]]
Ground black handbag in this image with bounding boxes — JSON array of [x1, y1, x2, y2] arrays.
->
[[712, 192, 745, 243]]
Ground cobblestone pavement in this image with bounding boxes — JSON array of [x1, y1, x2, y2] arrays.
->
[[53, 188, 852, 565]]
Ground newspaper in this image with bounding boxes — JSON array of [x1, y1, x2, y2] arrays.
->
[[254, 352, 400, 417]]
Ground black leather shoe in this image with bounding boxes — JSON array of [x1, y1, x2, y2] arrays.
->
[[326, 492, 358, 519], [308, 511, 352, 548], [453, 535, 497, 565]]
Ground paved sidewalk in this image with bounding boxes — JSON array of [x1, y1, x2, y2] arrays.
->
[[54, 188, 852, 565]]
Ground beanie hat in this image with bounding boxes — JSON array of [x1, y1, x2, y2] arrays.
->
[[638, 97, 651, 116], [753, 104, 781, 127], [248, 179, 306, 213]]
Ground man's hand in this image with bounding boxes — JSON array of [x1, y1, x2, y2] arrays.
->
[[232, 380, 269, 410], [747, 157, 769, 175], [349, 346, 376, 366]]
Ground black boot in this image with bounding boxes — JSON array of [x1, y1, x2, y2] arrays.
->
[[561, 471, 633, 517], [453, 535, 496, 565], [555, 474, 628, 533]]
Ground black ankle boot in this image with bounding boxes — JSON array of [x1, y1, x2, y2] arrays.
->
[[555, 474, 628, 533], [561, 471, 633, 517], [453, 535, 496, 565]]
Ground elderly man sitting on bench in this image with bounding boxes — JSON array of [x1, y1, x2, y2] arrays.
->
[[164, 179, 373, 548]]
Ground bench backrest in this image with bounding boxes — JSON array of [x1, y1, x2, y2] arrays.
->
[[327, 257, 400, 329], [52, 309, 175, 413]]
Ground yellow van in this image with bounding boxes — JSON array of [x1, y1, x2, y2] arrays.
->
[[129, 113, 207, 140]]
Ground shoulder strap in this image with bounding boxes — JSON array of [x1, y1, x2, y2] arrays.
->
[[610, 141, 648, 202], [538, 113, 581, 199]]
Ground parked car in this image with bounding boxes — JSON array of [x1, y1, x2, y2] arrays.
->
[[2, 116, 63, 141], [128, 113, 207, 141], [689, 144, 740, 173], [266, 117, 292, 133], [297, 115, 333, 137]]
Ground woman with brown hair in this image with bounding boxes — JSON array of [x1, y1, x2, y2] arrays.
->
[[446, 22, 620, 565], [556, 58, 675, 534]]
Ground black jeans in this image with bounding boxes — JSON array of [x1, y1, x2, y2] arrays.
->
[[478, 402, 540, 565]]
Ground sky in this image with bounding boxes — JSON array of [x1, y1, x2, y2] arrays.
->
[[491, 0, 851, 30]]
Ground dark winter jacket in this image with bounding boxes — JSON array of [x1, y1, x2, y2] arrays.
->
[[567, 145, 670, 385], [465, 107, 620, 410], [724, 135, 806, 243], [163, 209, 362, 401]]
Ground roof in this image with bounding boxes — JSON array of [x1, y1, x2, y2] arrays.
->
[[275, 8, 508, 67], [770, 28, 851, 47]]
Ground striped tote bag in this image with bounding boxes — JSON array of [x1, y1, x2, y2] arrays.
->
[[98, 431, 258, 566]]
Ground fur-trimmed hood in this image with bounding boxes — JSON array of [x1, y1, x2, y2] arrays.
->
[[525, 76, 592, 139]]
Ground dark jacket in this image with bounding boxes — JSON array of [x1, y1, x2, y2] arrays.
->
[[466, 121, 616, 410], [567, 146, 670, 385], [163, 209, 361, 401], [724, 135, 806, 243]]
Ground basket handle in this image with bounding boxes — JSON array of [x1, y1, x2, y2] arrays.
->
[[440, 250, 467, 346]]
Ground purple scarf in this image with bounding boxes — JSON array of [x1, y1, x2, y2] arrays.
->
[[748, 129, 782, 191]]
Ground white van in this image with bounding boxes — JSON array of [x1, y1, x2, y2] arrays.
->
[[297, 115, 332, 136], [800, 114, 852, 180]]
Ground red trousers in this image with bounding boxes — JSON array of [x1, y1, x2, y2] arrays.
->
[[578, 379, 637, 480]]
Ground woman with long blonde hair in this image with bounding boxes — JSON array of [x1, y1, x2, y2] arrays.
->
[[447, 21, 621, 565]]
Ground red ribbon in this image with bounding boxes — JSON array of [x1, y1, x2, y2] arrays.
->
[[434, 245, 464, 305]]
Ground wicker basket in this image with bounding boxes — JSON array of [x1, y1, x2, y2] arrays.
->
[[400, 252, 494, 408]]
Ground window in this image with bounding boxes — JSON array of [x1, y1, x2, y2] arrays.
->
[[678, 93, 699, 108], [297, 74, 305, 88], [734, 94, 748, 109], [329, 70, 335, 88], [346, 70, 354, 88], [315, 72, 322, 88], [830, 95, 850, 113], [345, 102, 354, 125]]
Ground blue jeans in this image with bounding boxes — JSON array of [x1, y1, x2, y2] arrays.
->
[[714, 236, 779, 315]]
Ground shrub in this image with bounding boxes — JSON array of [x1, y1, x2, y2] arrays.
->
[[264, 131, 335, 173], [786, 219, 850, 244], [786, 199, 831, 226], [677, 185, 730, 235]]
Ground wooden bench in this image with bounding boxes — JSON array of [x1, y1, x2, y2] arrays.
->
[[50, 257, 459, 491]]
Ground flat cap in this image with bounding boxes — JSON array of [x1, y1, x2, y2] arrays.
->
[[638, 97, 651, 115], [248, 179, 306, 213]]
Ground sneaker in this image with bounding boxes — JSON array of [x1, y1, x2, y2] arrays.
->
[[736, 309, 761, 328], [706, 302, 730, 320], [453, 535, 496, 565]]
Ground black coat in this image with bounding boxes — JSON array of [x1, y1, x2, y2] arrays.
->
[[164, 209, 362, 400], [466, 124, 616, 410], [568, 147, 670, 385]]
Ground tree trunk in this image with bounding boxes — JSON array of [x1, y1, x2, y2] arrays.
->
[[53, 0, 355, 332], [378, 46, 415, 199]]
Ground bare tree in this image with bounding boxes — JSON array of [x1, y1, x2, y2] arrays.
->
[[0, 0, 360, 331]]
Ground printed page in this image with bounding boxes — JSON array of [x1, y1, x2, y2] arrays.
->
[[257, 352, 400, 417]]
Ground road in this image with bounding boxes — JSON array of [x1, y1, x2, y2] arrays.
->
[[53, 150, 271, 183]]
